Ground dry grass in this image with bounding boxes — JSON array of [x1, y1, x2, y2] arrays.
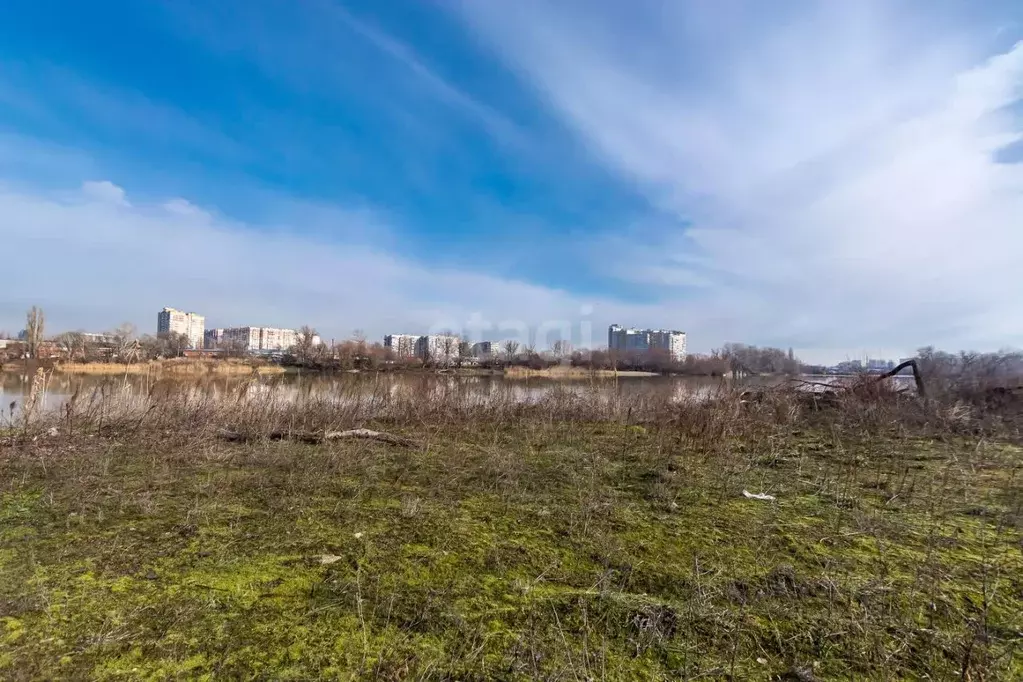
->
[[52, 359, 286, 376], [47, 362, 156, 375], [503, 366, 659, 380], [1, 380, 1021, 679]]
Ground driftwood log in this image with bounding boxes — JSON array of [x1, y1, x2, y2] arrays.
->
[[878, 359, 926, 397], [740, 360, 928, 411], [217, 428, 419, 448]]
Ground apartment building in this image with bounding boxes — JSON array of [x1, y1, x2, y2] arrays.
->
[[157, 307, 205, 349], [81, 332, 116, 345], [608, 324, 687, 361], [203, 328, 225, 349], [213, 326, 303, 352], [649, 329, 688, 361], [471, 340, 502, 359], [384, 334, 420, 359], [384, 334, 460, 363], [260, 327, 299, 351], [417, 335, 460, 364], [219, 327, 261, 351]]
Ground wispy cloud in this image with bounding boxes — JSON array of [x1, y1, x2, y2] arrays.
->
[[160, 0, 523, 146], [0, 173, 665, 349], [455, 0, 1023, 353], [319, 1, 522, 145]]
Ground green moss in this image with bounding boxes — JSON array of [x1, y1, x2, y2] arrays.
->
[[1, 425, 1021, 679]]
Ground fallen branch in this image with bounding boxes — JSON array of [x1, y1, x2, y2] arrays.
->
[[878, 359, 926, 398], [217, 428, 419, 448]]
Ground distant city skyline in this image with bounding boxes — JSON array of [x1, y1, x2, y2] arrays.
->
[[0, 302, 955, 366], [0, 305, 934, 370]]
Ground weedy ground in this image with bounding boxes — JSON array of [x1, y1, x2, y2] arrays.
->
[[1, 383, 1021, 680]]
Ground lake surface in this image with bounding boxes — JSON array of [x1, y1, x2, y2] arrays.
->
[[1, 370, 798, 417], [0, 370, 915, 419]]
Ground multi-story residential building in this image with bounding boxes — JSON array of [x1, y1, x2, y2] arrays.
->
[[608, 324, 687, 361], [260, 327, 300, 352], [203, 328, 225, 349], [220, 327, 262, 351], [384, 334, 420, 359], [649, 329, 688, 361], [417, 335, 460, 364], [471, 340, 502, 359], [157, 307, 205, 349], [383, 334, 460, 363], [215, 326, 304, 352], [81, 332, 117, 345]]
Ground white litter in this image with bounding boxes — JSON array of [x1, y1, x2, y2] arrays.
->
[[742, 490, 776, 501]]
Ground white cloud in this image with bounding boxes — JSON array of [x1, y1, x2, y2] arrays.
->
[[162, 198, 211, 221], [454, 0, 1023, 354], [0, 179, 669, 350], [81, 180, 129, 206]]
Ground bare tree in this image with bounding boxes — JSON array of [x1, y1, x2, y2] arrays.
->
[[222, 337, 249, 359], [503, 340, 520, 363], [164, 332, 191, 358], [136, 335, 161, 360], [552, 339, 572, 361], [110, 323, 138, 362], [293, 326, 319, 363], [352, 329, 367, 358], [25, 306, 45, 358], [457, 340, 472, 368], [445, 335, 460, 367], [55, 331, 85, 361]]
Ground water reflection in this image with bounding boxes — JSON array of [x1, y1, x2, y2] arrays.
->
[[0, 370, 907, 417]]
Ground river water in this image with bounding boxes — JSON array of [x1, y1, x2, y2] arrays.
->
[[0, 369, 911, 419], [0, 370, 788, 416]]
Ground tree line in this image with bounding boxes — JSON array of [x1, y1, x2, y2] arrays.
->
[[5, 306, 1021, 385]]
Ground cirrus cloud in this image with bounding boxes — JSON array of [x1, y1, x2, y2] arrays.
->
[[453, 0, 1023, 354]]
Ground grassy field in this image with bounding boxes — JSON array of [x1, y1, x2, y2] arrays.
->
[[1, 383, 1021, 679]]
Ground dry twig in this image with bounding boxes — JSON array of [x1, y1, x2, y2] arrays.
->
[[217, 427, 419, 448]]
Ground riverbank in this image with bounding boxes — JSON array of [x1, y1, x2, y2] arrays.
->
[[19, 361, 664, 380], [503, 365, 660, 379], [38, 359, 287, 376], [1, 385, 1020, 679]]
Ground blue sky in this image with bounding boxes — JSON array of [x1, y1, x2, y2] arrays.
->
[[1, 0, 1022, 361]]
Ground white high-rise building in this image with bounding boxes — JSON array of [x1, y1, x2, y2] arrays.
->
[[204, 328, 225, 349], [383, 334, 460, 363], [157, 307, 205, 349], [215, 327, 304, 352], [608, 324, 687, 361], [220, 327, 263, 351], [384, 334, 420, 359], [259, 327, 300, 351], [417, 335, 460, 364], [471, 340, 502, 359]]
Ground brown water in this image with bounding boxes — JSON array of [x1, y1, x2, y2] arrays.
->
[[0, 370, 778, 418], [3, 368, 915, 421]]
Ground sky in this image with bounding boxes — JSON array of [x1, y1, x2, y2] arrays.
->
[[1, 0, 1022, 363]]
